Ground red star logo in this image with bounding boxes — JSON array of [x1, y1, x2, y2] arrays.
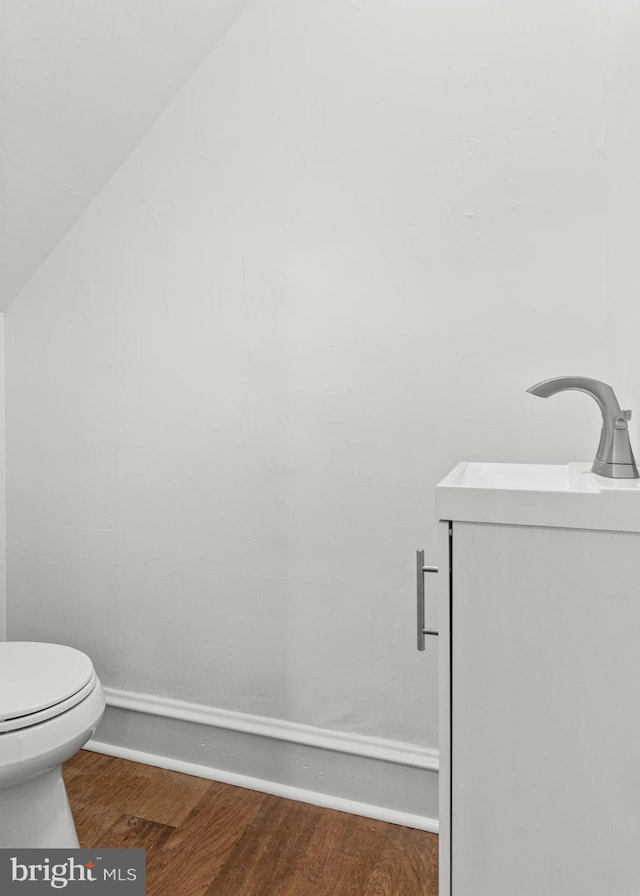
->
[[86, 861, 96, 868]]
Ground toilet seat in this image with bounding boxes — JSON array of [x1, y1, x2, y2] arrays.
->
[[0, 643, 97, 734]]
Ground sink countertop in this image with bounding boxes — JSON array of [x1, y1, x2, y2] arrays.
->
[[436, 462, 640, 532]]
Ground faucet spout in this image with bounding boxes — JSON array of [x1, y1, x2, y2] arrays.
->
[[526, 376, 639, 479]]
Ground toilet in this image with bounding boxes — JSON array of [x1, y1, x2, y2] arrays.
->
[[0, 641, 105, 848]]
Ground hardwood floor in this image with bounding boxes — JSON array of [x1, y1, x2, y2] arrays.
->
[[63, 749, 438, 895]]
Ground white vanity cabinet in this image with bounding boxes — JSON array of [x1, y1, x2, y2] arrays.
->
[[434, 462, 640, 896]]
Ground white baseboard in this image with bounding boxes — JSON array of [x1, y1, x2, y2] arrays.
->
[[87, 687, 439, 833]]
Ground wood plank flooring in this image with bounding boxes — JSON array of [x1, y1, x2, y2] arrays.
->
[[63, 749, 438, 895]]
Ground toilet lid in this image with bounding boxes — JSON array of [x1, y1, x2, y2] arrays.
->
[[0, 642, 95, 724]]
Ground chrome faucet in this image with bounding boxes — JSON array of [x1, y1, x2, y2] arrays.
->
[[527, 376, 639, 479]]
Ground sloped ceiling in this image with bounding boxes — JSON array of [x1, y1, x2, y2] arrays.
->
[[0, 0, 251, 311]]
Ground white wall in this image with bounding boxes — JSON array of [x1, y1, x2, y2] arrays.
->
[[600, 8, 640, 399], [5, 0, 636, 758], [0, 0, 251, 307], [0, 315, 5, 641]]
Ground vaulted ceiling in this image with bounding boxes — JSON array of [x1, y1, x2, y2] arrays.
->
[[0, 0, 250, 310]]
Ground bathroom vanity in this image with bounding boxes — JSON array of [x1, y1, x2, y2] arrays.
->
[[428, 462, 640, 896]]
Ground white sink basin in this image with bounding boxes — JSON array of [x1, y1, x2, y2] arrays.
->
[[437, 462, 640, 532]]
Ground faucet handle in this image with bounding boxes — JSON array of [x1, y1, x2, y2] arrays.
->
[[616, 409, 633, 429]]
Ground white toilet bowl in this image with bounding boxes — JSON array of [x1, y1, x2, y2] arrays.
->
[[0, 642, 105, 848]]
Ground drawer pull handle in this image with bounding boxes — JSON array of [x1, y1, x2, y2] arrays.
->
[[417, 549, 439, 650]]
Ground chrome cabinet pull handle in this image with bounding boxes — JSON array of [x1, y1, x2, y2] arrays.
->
[[417, 549, 439, 651]]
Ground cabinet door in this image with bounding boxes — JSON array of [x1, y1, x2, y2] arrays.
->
[[451, 522, 640, 896]]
